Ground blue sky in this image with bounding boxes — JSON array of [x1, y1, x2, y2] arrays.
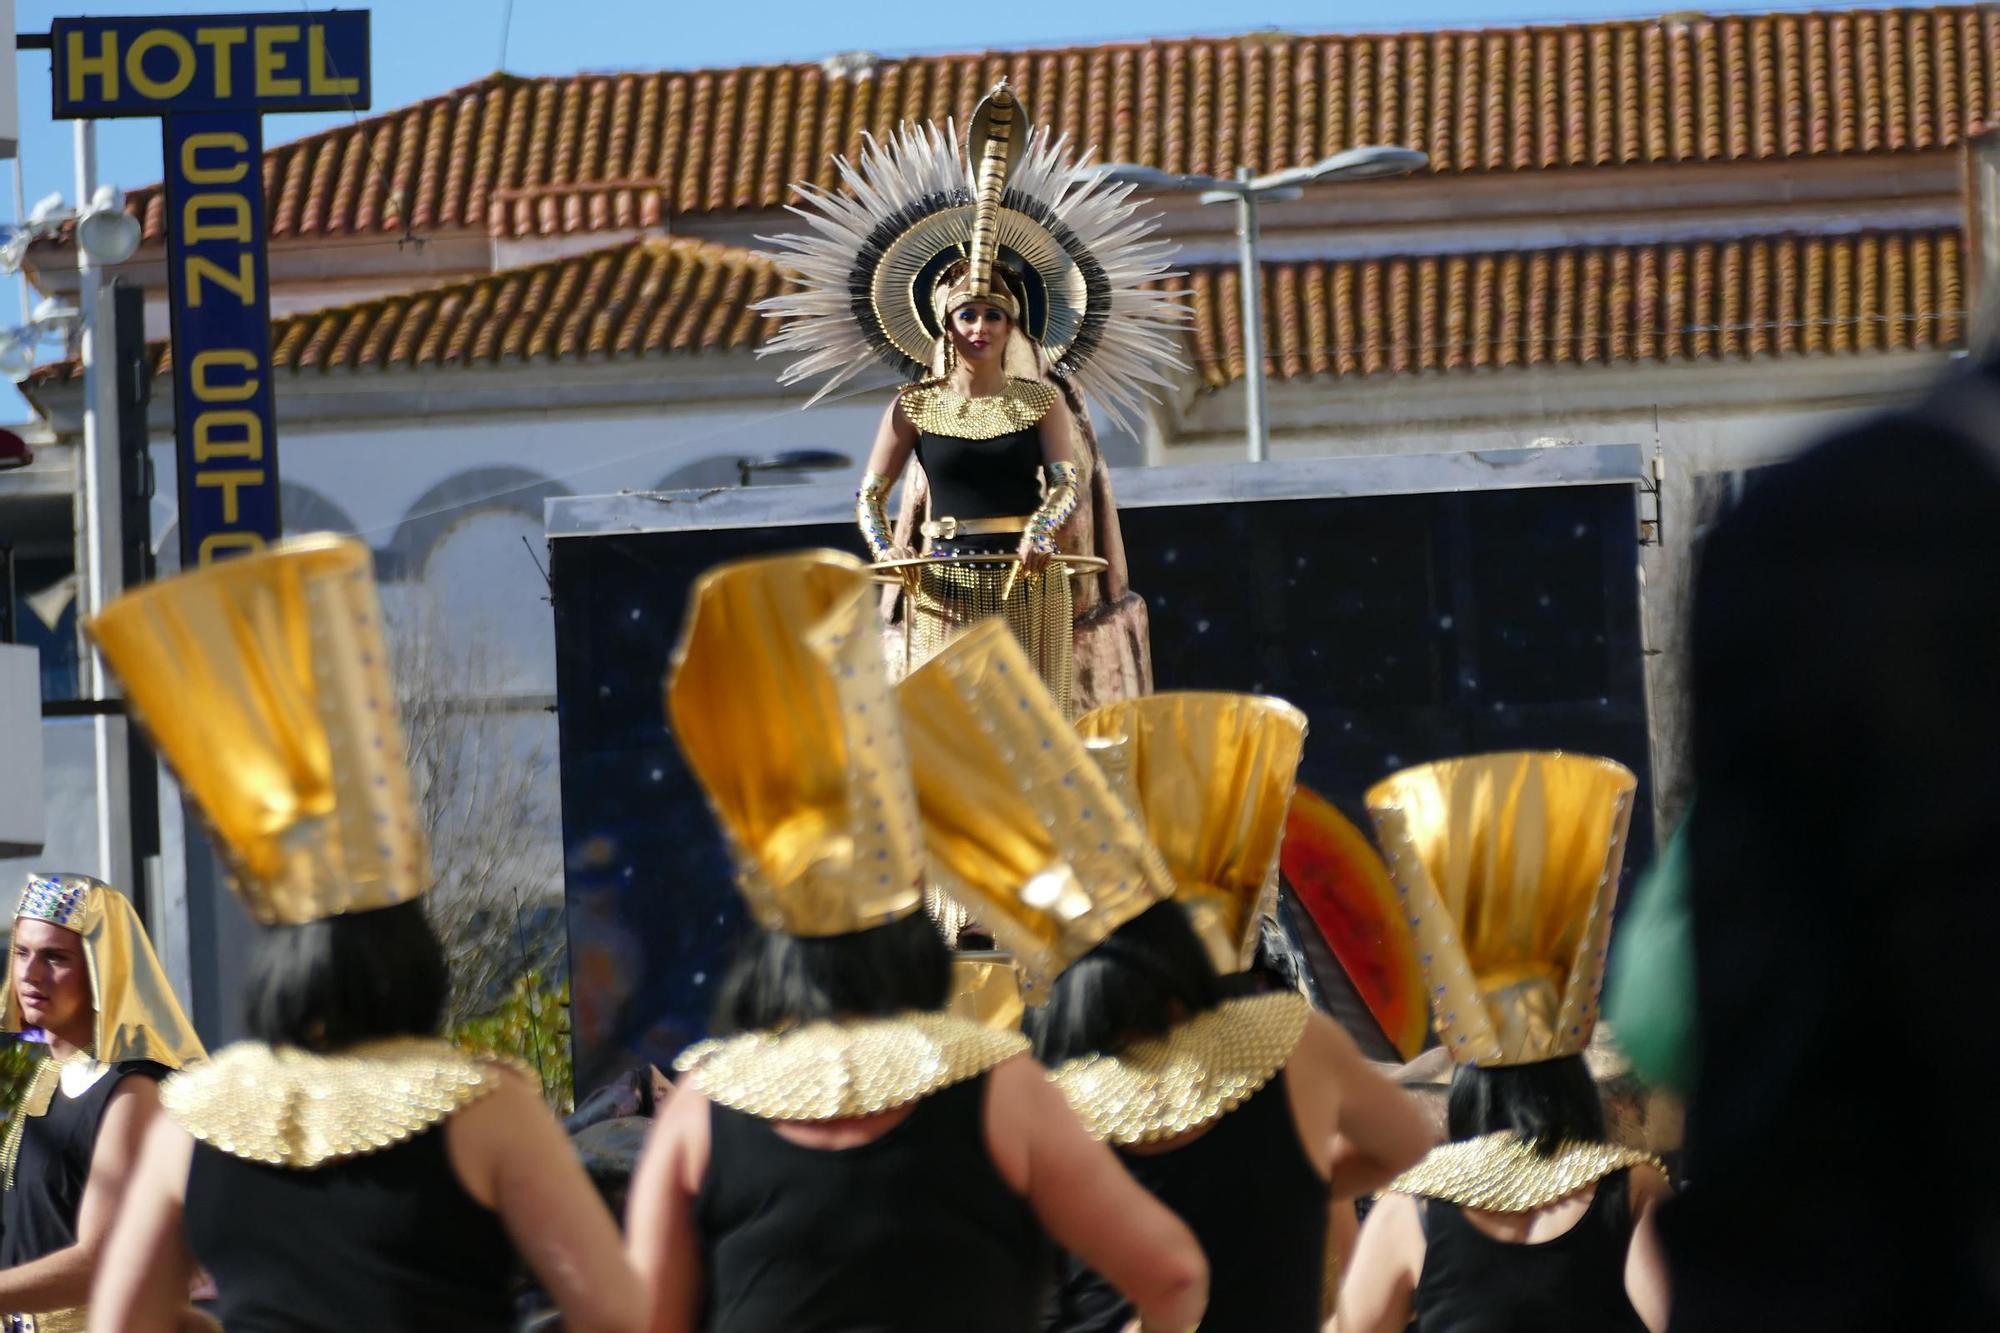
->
[[10, 0, 1913, 209]]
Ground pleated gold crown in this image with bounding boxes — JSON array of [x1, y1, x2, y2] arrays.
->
[[898, 619, 1173, 1000], [1364, 751, 1638, 1067], [1077, 692, 1308, 973], [88, 535, 430, 926], [666, 550, 925, 937]]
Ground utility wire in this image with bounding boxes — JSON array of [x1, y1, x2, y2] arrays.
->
[[293, 0, 431, 252], [499, 0, 520, 73]]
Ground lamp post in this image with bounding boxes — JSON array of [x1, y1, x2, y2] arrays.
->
[[1095, 146, 1428, 462], [73, 122, 144, 901], [0, 124, 145, 895]]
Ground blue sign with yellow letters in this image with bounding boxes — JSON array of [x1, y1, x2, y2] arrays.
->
[[51, 12, 370, 567], [51, 12, 370, 118], [161, 113, 280, 566]]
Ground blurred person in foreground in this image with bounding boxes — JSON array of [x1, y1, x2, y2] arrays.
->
[[1336, 754, 1670, 1333], [626, 556, 1208, 1333], [1664, 356, 2000, 1328], [2, 874, 205, 1332], [1034, 693, 1433, 1332], [83, 535, 643, 1333]]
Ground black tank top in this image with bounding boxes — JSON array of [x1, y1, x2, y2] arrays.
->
[[0, 1059, 165, 1267], [917, 428, 1044, 520], [1047, 1072, 1331, 1333], [698, 1072, 1044, 1332], [1413, 1169, 1650, 1333], [184, 1120, 515, 1332]]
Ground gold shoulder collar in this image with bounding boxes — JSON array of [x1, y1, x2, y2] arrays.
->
[[162, 1038, 510, 1168], [1051, 991, 1311, 1146], [675, 1011, 1028, 1121], [900, 378, 1058, 440], [1389, 1133, 1665, 1213]]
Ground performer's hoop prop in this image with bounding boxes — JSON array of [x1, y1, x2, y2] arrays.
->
[[875, 552, 1103, 702], [867, 552, 1108, 585]]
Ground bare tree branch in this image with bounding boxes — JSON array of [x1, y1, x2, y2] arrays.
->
[[388, 595, 564, 1028]]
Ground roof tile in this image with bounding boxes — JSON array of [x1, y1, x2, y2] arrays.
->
[[87, 7, 2000, 245], [1191, 226, 1963, 385], [29, 226, 1962, 401]]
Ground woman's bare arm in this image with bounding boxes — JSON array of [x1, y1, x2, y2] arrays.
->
[[624, 1084, 710, 1333], [1331, 1193, 1424, 1333], [87, 1109, 197, 1333], [985, 1058, 1207, 1331], [1298, 1013, 1436, 1200], [863, 399, 919, 486], [1037, 392, 1079, 469], [450, 1070, 646, 1333], [1624, 1165, 1673, 1333]]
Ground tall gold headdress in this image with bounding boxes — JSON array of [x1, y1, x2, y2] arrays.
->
[[898, 618, 1172, 998], [758, 80, 1185, 432], [1364, 752, 1637, 1067], [88, 535, 430, 925], [666, 550, 925, 937], [943, 84, 1026, 320], [2, 873, 205, 1069], [1076, 693, 1308, 973]]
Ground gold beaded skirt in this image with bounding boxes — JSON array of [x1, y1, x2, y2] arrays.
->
[[899, 544, 1076, 718]]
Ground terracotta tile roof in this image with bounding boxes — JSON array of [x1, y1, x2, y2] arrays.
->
[[1193, 226, 1965, 386], [25, 237, 781, 386], [30, 226, 1962, 400], [106, 5, 2000, 244]]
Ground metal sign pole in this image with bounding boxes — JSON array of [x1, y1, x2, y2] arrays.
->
[[45, 11, 372, 1034]]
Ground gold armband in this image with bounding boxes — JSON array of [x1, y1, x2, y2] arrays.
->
[[857, 471, 897, 561], [1025, 461, 1080, 555]]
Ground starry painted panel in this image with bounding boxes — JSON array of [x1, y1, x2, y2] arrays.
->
[[553, 482, 1650, 1092]]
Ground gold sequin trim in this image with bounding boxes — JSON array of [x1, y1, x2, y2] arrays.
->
[[161, 1038, 513, 1169], [676, 1011, 1028, 1121], [1050, 991, 1311, 1145], [900, 378, 1058, 440], [11, 1307, 85, 1332], [1389, 1132, 1665, 1212]]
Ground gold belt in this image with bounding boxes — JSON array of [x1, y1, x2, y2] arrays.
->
[[7, 1309, 86, 1333], [920, 514, 1031, 540]]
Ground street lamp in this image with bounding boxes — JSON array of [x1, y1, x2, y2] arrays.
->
[[1096, 146, 1428, 462], [0, 185, 143, 382]]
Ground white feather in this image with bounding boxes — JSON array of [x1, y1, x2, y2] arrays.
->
[[757, 115, 1187, 434]]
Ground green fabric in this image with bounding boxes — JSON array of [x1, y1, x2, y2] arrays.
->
[[1605, 811, 1695, 1094]]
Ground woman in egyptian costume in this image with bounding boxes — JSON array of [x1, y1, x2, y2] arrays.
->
[[758, 82, 1181, 716], [1335, 753, 1672, 1333], [624, 552, 1206, 1333], [81, 536, 645, 1333], [1028, 694, 1433, 1333]]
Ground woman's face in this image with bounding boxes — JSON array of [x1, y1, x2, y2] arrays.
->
[[949, 303, 1011, 363]]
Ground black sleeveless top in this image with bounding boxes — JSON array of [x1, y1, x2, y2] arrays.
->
[[1413, 1169, 1650, 1333], [184, 1121, 515, 1332], [698, 1072, 1044, 1333], [0, 1059, 165, 1267], [1047, 1072, 1331, 1333], [917, 428, 1044, 522]]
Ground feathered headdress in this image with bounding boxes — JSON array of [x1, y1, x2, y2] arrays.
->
[[757, 82, 1186, 433]]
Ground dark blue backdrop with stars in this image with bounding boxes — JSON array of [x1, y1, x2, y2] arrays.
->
[[551, 482, 1652, 1093]]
